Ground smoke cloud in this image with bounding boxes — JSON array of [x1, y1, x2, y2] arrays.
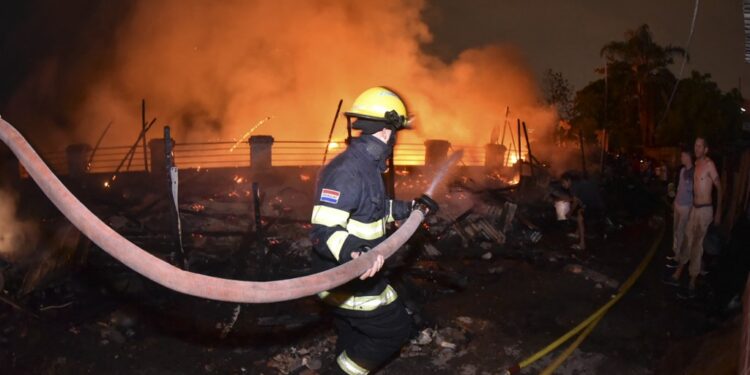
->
[[9, 0, 556, 151], [0, 188, 39, 261]]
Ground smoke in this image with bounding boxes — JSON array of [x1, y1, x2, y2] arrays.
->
[[8, 0, 556, 151], [0, 188, 39, 261]]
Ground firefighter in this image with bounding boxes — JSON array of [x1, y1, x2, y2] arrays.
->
[[310, 86, 438, 374]]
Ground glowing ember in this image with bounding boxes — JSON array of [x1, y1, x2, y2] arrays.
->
[[507, 153, 523, 166], [190, 203, 205, 212], [232, 175, 245, 184], [327, 142, 339, 150], [103, 181, 110, 189], [299, 174, 311, 182]]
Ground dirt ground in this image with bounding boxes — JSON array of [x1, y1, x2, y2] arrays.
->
[[0, 172, 739, 375]]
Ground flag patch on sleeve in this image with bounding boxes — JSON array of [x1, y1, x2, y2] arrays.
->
[[320, 189, 341, 204]]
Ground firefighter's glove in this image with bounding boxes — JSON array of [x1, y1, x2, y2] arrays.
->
[[413, 194, 439, 216]]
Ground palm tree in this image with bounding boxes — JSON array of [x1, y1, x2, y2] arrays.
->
[[600, 24, 685, 146]]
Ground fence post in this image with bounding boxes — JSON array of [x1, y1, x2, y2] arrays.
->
[[249, 135, 274, 170], [163, 126, 187, 270]]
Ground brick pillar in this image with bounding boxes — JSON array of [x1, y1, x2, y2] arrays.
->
[[65, 143, 92, 178], [485, 144, 507, 169], [249, 135, 274, 170], [149, 138, 175, 175], [424, 140, 450, 167]]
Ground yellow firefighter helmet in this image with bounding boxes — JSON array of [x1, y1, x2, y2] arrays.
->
[[345, 86, 410, 130]]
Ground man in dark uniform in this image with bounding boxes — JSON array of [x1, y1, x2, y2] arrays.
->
[[310, 86, 438, 374]]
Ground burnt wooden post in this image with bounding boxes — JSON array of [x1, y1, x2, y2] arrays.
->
[[252, 182, 263, 239], [163, 126, 187, 270], [141, 99, 149, 173], [251, 181, 271, 280], [522, 121, 534, 177], [322, 99, 343, 165], [517, 119, 523, 177]]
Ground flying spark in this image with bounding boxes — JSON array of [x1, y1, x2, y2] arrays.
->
[[229, 116, 273, 152]]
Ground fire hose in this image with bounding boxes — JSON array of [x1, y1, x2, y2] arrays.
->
[[504, 225, 665, 374], [0, 116, 462, 303]]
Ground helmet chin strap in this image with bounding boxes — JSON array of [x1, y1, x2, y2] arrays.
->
[[387, 128, 397, 150]]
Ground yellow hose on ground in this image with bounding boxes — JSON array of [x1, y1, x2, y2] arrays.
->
[[505, 225, 665, 374], [539, 314, 604, 375]]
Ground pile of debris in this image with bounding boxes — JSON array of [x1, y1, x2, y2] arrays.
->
[[417, 200, 518, 258], [265, 333, 336, 374], [402, 316, 493, 370]]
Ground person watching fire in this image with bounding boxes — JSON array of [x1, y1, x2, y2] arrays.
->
[[666, 148, 694, 270], [670, 137, 722, 299]]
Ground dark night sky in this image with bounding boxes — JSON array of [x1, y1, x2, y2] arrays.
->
[[0, 0, 747, 110], [422, 0, 749, 92]]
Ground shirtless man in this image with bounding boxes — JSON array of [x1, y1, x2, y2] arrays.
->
[[671, 137, 721, 298]]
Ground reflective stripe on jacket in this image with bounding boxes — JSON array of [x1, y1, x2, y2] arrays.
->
[[310, 135, 411, 307]]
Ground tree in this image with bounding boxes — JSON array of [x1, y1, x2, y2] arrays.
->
[[600, 24, 685, 146], [572, 62, 639, 151], [659, 71, 743, 148], [541, 69, 574, 121]]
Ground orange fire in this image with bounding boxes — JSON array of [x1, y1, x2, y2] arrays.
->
[[507, 153, 523, 166], [51, 1, 558, 171]]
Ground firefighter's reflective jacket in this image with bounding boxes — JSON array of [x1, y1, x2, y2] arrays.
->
[[310, 135, 411, 313]]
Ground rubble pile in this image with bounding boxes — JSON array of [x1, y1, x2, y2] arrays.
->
[[401, 316, 493, 370], [265, 333, 335, 374]]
